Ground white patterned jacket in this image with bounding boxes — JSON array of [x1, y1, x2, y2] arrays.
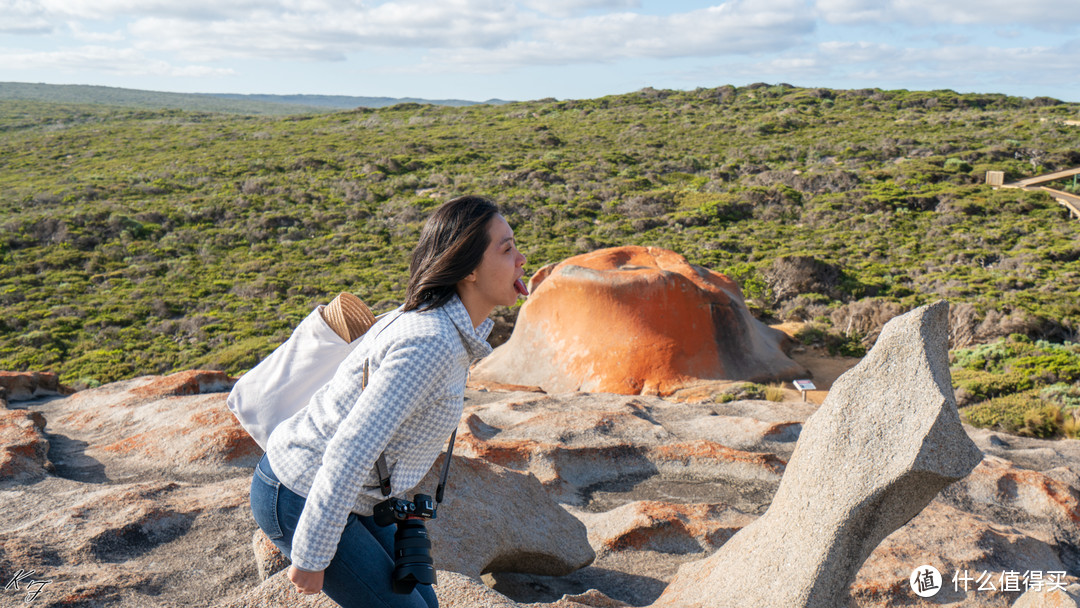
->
[[266, 292, 494, 572]]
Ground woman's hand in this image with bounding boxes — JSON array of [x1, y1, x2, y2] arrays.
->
[[288, 565, 325, 595]]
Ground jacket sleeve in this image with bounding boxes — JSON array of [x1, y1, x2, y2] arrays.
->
[[288, 331, 455, 572]]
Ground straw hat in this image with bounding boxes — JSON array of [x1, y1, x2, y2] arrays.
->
[[321, 292, 376, 343]]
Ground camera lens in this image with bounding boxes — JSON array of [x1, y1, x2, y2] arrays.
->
[[390, 519, 436, 594]]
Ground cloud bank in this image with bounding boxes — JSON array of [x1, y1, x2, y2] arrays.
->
[[0, 0, 1078, 98]]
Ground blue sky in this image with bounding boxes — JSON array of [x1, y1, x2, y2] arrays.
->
[[2, 0, 1079, 103]]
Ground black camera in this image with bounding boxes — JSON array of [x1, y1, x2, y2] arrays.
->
[[372, 493, 438, 594]]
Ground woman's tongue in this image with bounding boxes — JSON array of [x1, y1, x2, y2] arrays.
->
[[514, 278, 529, 296]]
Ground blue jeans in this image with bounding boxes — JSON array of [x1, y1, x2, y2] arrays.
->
[[250, 454, 438, 608]]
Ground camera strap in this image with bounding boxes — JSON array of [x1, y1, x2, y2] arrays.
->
[[375, 450, 393, 497], [374, 428, 457, 502], [435, 429, 456, 504], [365, 303, 458, 502]]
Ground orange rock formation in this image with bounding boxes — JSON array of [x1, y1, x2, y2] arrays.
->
[[470, 246, 806, 395]]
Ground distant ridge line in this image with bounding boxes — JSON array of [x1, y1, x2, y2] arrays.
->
[[0, 82, 510, 115], [207, 92, 509, 109]]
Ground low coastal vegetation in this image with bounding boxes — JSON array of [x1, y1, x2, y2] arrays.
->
[[1, 83, 1079, 435], [953, 335, 1080, 438]]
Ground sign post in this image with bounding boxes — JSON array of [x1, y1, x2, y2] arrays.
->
[[792, 379, 816, 402]]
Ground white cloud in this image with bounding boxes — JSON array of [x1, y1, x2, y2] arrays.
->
[[0, 0, 55, 33], [812, 0, 884, 25], [818, 40, 896, 64], [71, 0, 808, 69], [169, 64, 237, 77], [520, 0, 640, 18], [721, 38, 1080, 94], [35, 0, 276, 21], [817, 0, 1080, 27], [121, 2, 535, 62], [0, 19, 53, 35], [820, 40, 1080, 86], [0, 45, 235, 77], [432, 0, 816, 69], [67, 22, 126, 42], [904, 43, 1080, 85], [932, 33, 969, 45], [7, 0, 1076, 100]]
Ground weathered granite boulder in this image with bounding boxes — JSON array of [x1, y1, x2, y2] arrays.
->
[[0, 406, 51, 481], [422, 453, 595, 577], [455, 392, 788, 506], [0, 475, 255, 606], [6, 338, 1079, 608], [35, 370, 258, 478], [222, 569, 622, 608], [654, 300, 984, 608], [575, 501, 756, 556], [470, 246, 805, 395], [437, 571, 630, 608], [0, 371, 73, 401], [1014, 583, 1080, 607], [847, 455, 1080, 605], [251, 453, 595, 581], [252, 530, 291, 580], [852, 500, 1071, 606], [943, 455, 1080, 544]]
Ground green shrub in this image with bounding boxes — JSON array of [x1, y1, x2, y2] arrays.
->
[[944, 158, 973, 173], [190, 335, 278, 374], [1022, 404, 1064, 438], [951, 368, 1033, 402], [723, 263, 773, 309], [952, 340, 1015, 371], [1038, 382, 1080, 409], [824, 331, 866, 357], [719, 382, 766, 401], [794, 323, 827, 345], [961, 389, 1042, 433], [1011, 350, 1080, 385]]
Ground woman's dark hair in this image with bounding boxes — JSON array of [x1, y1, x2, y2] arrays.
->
[[402, 195, 500, 312]]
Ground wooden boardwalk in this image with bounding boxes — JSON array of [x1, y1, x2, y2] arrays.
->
[[1001, 167, 1080, 219], [1009, 166, 1080, 188]]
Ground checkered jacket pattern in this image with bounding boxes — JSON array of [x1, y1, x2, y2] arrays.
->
[[265, 293, 494, 572]]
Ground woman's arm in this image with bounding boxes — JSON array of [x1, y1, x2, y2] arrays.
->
[[287, 331, 456, 572]]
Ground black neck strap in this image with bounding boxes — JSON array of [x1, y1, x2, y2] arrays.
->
[[375, 429, 456, 503], [366, 307, 457, 503]]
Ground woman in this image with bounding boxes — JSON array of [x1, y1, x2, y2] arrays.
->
[[250, 195, 527, 607]]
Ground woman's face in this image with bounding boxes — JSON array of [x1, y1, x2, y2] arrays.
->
[[466, 214, 527, 308]]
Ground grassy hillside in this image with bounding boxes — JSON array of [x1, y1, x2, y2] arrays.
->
[[0, 82, 331, 115], [0, 82, 503, 115], [2, 84, 1080, 390]]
